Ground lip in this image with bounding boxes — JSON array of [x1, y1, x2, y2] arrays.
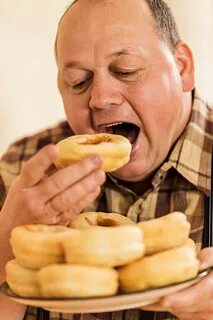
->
[[95, 121, 141, 133], [130, 129, 142, 159]]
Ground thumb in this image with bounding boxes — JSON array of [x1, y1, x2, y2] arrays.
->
[[197, 247, 213, 270]]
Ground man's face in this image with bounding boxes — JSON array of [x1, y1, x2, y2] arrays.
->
[[57, 0, 193, 182]]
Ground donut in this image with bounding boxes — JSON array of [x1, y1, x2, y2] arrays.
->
[[54, 133, 131, 172], [62, 225, 145, 267], [184, 237, 197, 250], [6, 259, 41, 297], [10, 225, 74, 269], [37, 264, 118, 298], [138, 212, 190, 255], [118, 244, 199, 293], [71, 211, 135, 229]]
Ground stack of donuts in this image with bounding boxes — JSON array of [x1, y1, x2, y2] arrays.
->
[[6, 211, 199, 298], [6, 134, 200, 298]]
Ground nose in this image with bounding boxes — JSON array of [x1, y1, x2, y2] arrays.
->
[[89, 74, 123, 110]]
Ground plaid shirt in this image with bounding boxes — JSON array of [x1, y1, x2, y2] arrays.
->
[[0, 89, 212, 320]]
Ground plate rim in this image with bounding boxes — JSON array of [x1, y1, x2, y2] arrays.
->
[[1, 266, 212, 303]]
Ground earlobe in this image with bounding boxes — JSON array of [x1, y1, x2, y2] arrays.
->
[[175, 41, 195, 92]]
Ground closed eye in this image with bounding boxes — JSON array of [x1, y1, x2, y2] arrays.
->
[[114, 70, 138, 77], [72, 77, 92, 93]]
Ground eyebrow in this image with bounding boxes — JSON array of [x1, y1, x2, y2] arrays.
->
[[62, 49, 140, 70]]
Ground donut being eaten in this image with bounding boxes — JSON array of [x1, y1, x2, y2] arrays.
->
[[54, 133, 132, 172]]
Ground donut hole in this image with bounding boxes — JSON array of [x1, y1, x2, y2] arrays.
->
[[97, 216, 119, 227], [84, 216, 118, 227], [79, 135, 112, 145]]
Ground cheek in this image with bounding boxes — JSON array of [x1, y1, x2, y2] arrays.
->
[[129, 73, 182, 138], [61, 93, 92, 134]]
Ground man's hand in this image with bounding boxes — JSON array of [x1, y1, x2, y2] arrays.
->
[[141, 247, 213, 320], [1, 144, 106, 227]]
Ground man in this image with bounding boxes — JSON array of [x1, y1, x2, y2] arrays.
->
[[0, 0, 212, 319]]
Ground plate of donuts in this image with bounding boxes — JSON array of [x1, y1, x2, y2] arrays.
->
[[0, 268, 211, 313], [3, 212, 212, 313]]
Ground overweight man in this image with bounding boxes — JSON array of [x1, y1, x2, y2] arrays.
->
[[0, 0, 212, 319]]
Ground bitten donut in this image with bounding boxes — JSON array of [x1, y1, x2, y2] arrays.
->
[[71, 211, 135, 229], [118, 245, 199, 292], [62, 225, 145, 267], [37, 264, 118, 298], [6, 259, 41, 297], [10, 225, 74, 269], [138, 212, 190, 255], [54, 133, 132, 172]]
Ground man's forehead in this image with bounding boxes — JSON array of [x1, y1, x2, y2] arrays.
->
[[61, 0, 149, 22], [56, 0, 157, 62], [58, 0, 152, 34]]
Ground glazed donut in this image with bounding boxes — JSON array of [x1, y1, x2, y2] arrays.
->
[[6, 259, 41, 297], [37, 264, 118, 298], [138, 212, 190, 255], [54, 133, 131, 172], [62, 225, 145, 267], [10, 225, 74, 270], [118, 245, 199, 293], [71, 211, 135, 229]]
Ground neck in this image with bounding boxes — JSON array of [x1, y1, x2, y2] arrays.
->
[[118, 174, 154, 195]]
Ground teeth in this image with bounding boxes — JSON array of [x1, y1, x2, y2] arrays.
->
[[105, 122, 123, 128]]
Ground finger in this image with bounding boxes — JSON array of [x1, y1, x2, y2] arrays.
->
[[17, 145, 58, 188], [173, 312, 212, 320], [46, 169, 105, 212], [70, 185, 102, 215], [35, 155, 102, 201], [40, 175, 102, 225], [57, 186, 101, 225], [161, 271, 213, 313], [198, 247, 213, 270], [35, 207, 60, 225], [171, 313, 193, 320]]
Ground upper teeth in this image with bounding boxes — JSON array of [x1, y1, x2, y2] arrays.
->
[[105, 122, 123, 128]]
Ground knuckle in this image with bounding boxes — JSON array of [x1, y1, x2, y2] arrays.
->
[[52, 194, 70, 211], [69, 205, 79, 216], [51, 177, 67, 193], [80, 157, 97, 173], [39, 215, 58, 225], [81, 177, 96, 192], [59, 195, 71, 210], [40, 144, 57, 161], [20, 162, 33, 180]]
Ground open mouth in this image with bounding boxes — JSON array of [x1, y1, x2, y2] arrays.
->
[[103, 122, 140, 145]]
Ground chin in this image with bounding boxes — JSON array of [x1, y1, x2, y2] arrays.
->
[[111, 160, 150, 182]]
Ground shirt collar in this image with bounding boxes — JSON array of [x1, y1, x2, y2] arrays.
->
[[165, 89, 212, 196]]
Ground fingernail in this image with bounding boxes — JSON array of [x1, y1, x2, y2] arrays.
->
[[91, 155, 102, 166], [95, 170, 105, 183]]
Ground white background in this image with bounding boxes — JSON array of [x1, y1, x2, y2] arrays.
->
[[0, 0, 213, 155]]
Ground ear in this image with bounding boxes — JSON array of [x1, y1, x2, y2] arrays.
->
[[174, 41, 195, 92]]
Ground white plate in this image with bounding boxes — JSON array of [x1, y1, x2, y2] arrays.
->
[[1, 268, 211, 313]]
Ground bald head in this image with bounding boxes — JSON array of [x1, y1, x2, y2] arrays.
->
[[55, 0, 180, 60]]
